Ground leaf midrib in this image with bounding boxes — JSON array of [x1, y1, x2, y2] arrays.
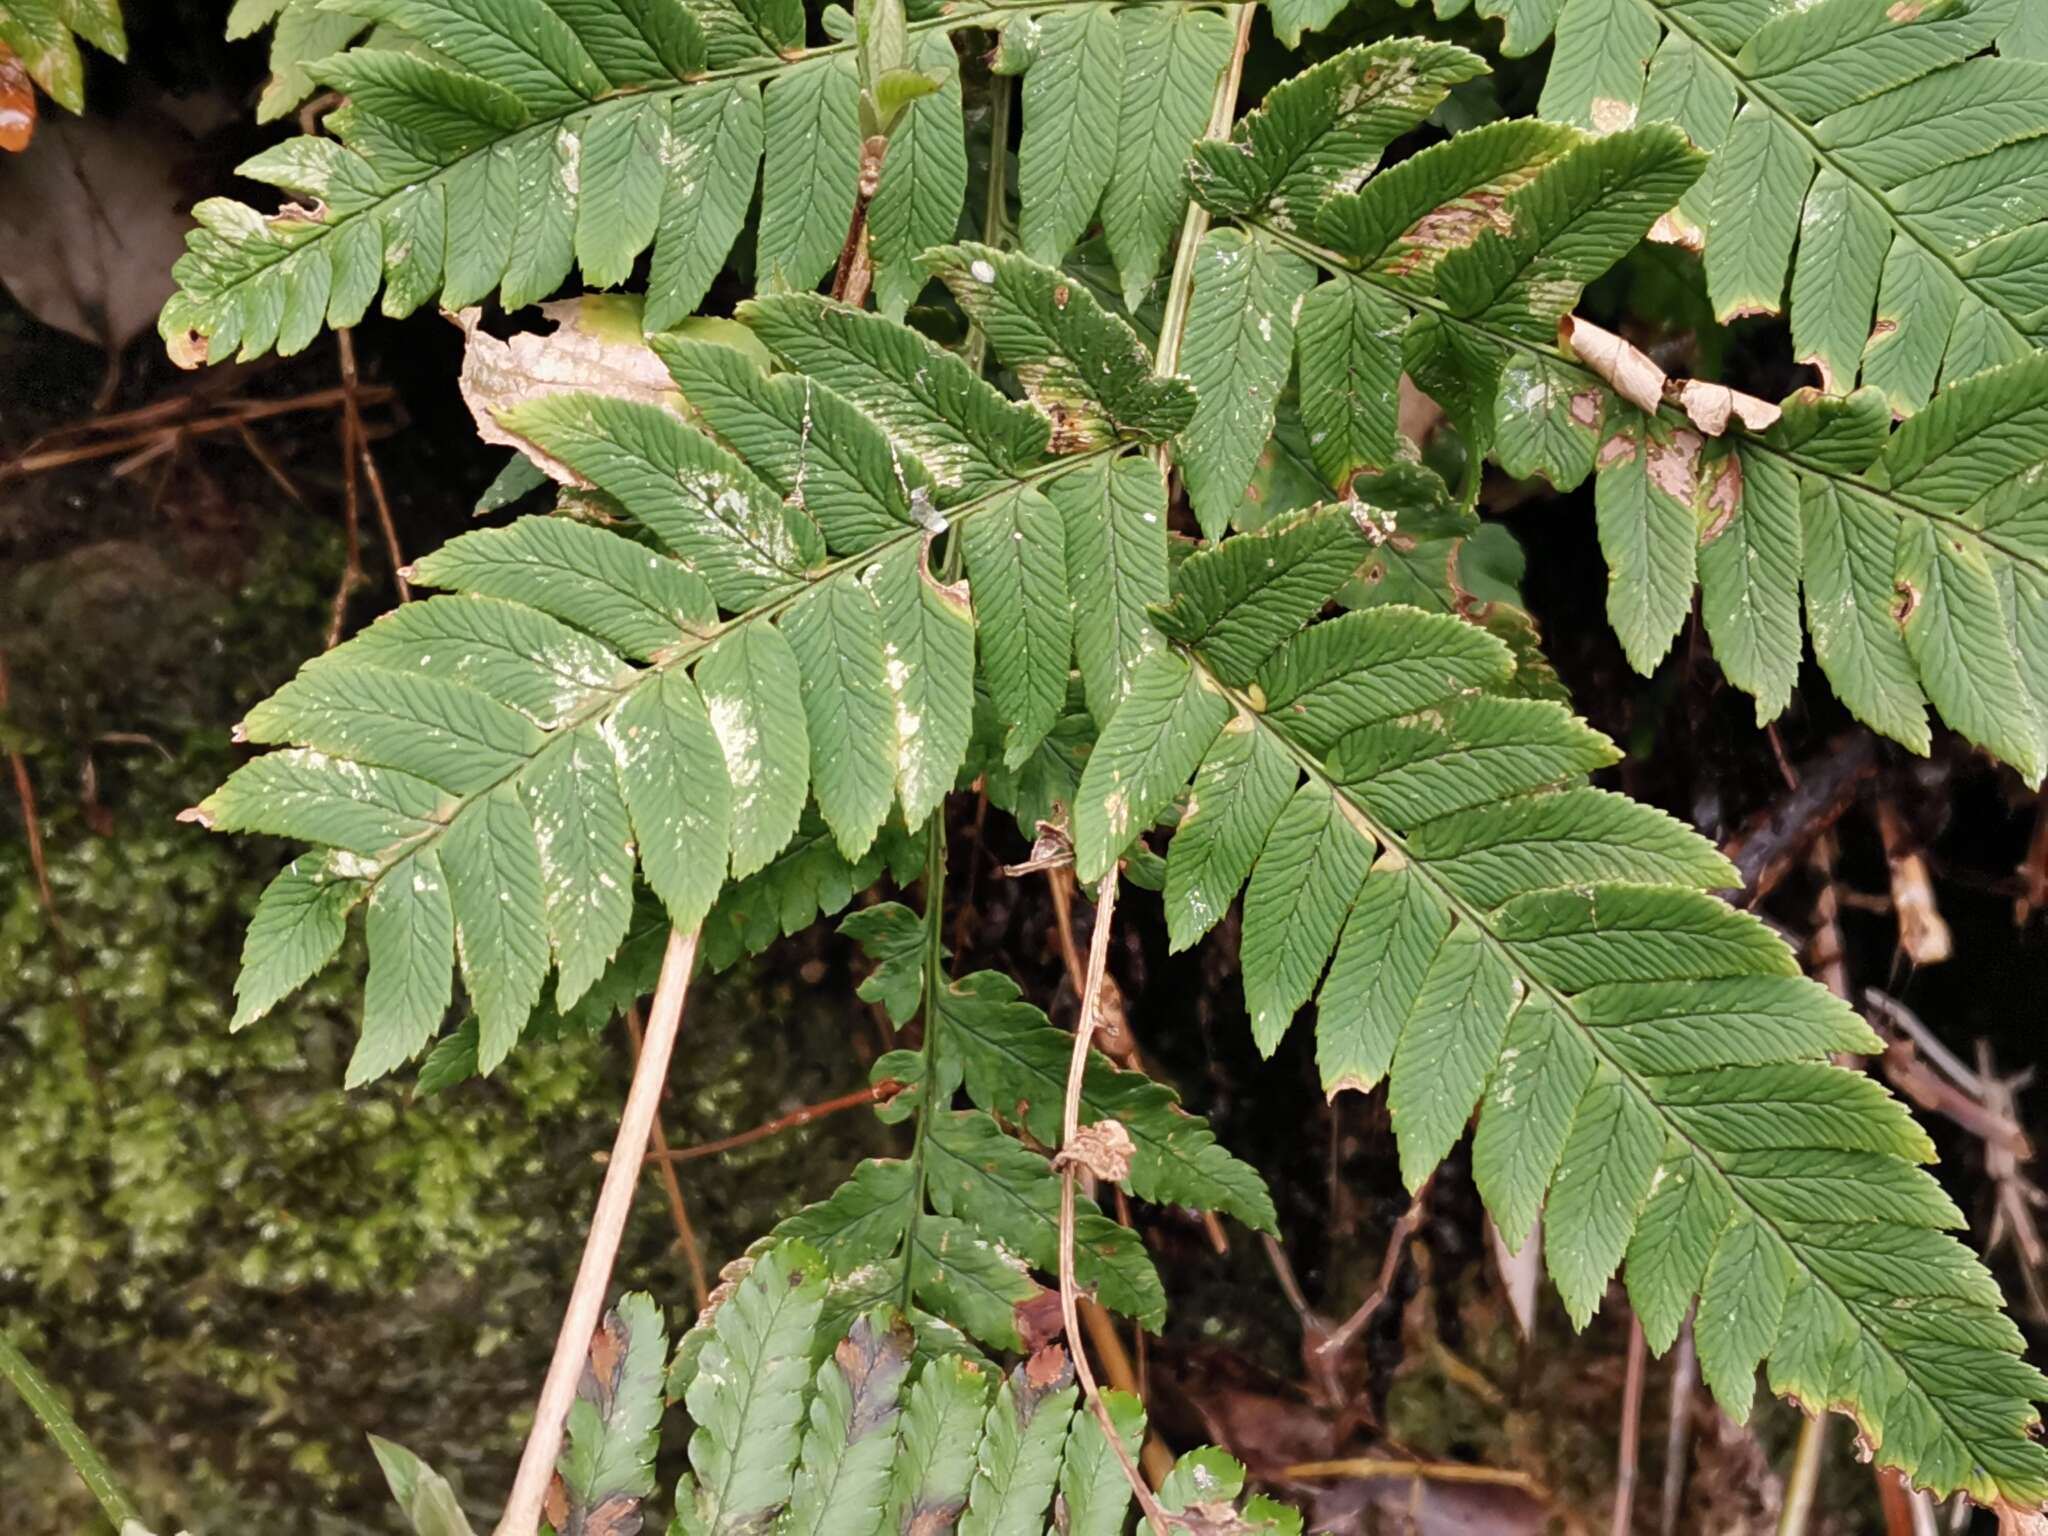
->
[[346, 447, 1115, 906], [192, 0, 1216, 313], [1197, 651, 2024, 1497], [1247, 217, 2048, 585]]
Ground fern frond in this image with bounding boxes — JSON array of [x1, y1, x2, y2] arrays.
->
[[1365, 0, 2048, 413], [1064, 485, 2048, 1508], [1180, 37, 2048, 776], [669, 1261, 1292, 1534], [189, 253, 1198, 1078], [166, 0, 1245, 366], [769, 874, 1265, 1352]]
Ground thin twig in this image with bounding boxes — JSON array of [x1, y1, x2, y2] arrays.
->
[[1281, 1457, 1548, 1496], [0, 653, 103, 1105], [339, 328, 410, 603], [1612, 1314, 1647, 1536], [1148, 3, 1255, 389], [641, 1081, 901, 1163], [1777, 1413, 1829, 1536], [1317, 1184, 1430, 1361], [623, 1002, 708, 1311], [1057, 870, 1173, 1533], [1659, 1321, 1696, 1536], [494, 926, 700, 1536], [0, 1335, 143, 1529], [0, 384, 394, 479]]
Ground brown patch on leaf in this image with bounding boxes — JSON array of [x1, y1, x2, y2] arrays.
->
[[1672, 379, 1782, 437], [904, 1499, 970, 1536], [1569, 390, 1601, 427], [1389, 192, 1510, 273], [1870, 318, 1899, 343], [1648, 209, 1704, 252], [578, 1493, 646, 1536], [1058, 1118, 1135, 1182], [581, 1307, 629, 1415], [836, 1313, 914, 1439], [1699, 453, 1743, 544], [1559, 316, 1665, 413], [1597, 430, 1639, 469], [1022, 1343, 1071, 1394], [0, 44, 34, 153], [1886, 0, 1925, 18], [1647, 428, 1703, 502], [1893, 579, 1920, 625], [1014, 1288, 1066, 1352], [166, 326, 210, 370], [455, 298, 685, 486], [542, 1475, 571, 1533]]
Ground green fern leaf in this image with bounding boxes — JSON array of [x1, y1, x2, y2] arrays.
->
[[1164, 718, 1297, 953], [1014, 5, 1124, 264], [644, 83, 767, 330], [868, 33, 968, 320], [779, 1310, 912, 1536], [1047, 455, 1171, 727], [740, 294, 1052, 499], [1241, 783, 1376, 1055], [1104, 7, 1234, 311], [231, 854, 365, 1031], [0, 0, 126, 114], [962, 488, 1072, 770], [780, 579, 899, 860], [958, 1355, 1077, 1536], [352, 847, 456, 1088], [557, 1291, 666, 1516], [1084, 496, 2048, 1506], [1520, 0, 2048, 414], [936, 970, 1277, 1231], [679, 1242, 829, 1535], [1176, 229, 1317, 539], [759, 57, 864, 292], [1071, 647, 1230, 881], [887, 1354, 991, 1535], [924, 1110, 1168, 1330], [926, 244, 1196, 447], [1293, 279, 1407, 492], [1187, 39, 1488, 232], [1055, 1390, 1145, 1536]]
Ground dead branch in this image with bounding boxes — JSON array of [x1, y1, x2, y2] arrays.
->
[[623, 1003, 708, 1311], [494, 926, 699, 1536], [1612, 1315, 1646, 1536], [1316, 1185, 1430, 1363], [1056, 869, 1173, 1533], [639, 1081, 902, 1164]]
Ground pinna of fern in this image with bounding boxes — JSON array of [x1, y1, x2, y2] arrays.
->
[[1163, 33, 2048, 782], [375, 1260, 1305, 1536]]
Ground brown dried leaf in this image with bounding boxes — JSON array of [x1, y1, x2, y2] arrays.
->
[[1013, 1288, 1066, 1352], [1059, 1118, 1136, 1183], [0, 43, 34, 152], [455, 298, 685, 486], [1672, 378, 1782, 437], [1558, 316, 1664, 414]]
